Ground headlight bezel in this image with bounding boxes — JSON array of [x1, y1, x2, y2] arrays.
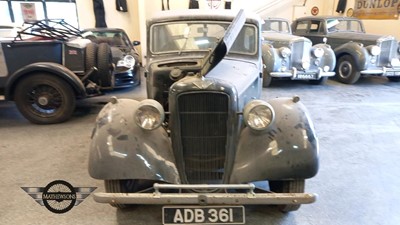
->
[[279, 47, 291, 58], [369, 45, 381, 56], [243, 100, 275, 131], [134, 99, 165, 131], [312, 47, 324, 58]]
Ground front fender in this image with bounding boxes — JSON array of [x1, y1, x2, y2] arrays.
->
[[261, 44, 279, 73], [5, 62, 86, 100], [230, 97, 319, 183], [314, 43, 336, 70], [334, 42, 369, 71], [88, 98, 180, 183]]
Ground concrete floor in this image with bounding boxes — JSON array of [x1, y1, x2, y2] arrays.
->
[[1, 75, 400, 225]]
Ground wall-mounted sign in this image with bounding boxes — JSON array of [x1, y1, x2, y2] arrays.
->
[[353, 0, 399, 19], [207, 0, 222, 9], [311, 6, 319, 15], [21, 3, 37, 22]]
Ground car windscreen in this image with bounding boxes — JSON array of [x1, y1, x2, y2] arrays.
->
[[327, 19, 364, 33], [262, 20, 290, 34], [82, 30, 131, 47], [150, 21, 257, 55]]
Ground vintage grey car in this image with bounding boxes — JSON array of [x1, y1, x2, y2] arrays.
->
[[261, 17, 335, 87], [89, 10, 319, 222], [292, 16, 400, 84]]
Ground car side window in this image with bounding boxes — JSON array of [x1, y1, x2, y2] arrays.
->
[[309, 20, 322, 34], [294, 21, 308, 34]]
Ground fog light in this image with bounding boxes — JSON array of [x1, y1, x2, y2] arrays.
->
[[134, 99, 164, 130], [243, 100, 275, 131], [302, 60, 310, 70], [323, 65, 330, 72], [391, 58, 400, 66]]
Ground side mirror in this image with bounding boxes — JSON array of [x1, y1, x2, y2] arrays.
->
[[133, 41, 141, 46]]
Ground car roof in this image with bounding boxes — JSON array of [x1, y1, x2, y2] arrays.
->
[[294, 16, 359, 21], [147, 9, 261, 26], [81, 28, 125, 33]]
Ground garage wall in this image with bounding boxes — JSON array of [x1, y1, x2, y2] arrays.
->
[[73, 0, 400, 64]]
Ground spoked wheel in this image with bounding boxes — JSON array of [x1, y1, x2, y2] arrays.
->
[[104, 179, 155, 209], [14, 73, 75, 124], [335, 55, 361, 84], [269, 179, 305, 212]]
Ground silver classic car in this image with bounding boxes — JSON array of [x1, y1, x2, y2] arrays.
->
[[89, 10, 319, 222], [292, 16, 400, 84], [261, 17, 336, 87]]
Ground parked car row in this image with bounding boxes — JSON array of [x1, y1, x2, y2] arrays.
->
[[262, 16, 400, 85]]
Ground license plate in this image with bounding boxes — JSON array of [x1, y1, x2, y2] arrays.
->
[[296, 73, 316, 79], [162, 205, 245, 225]]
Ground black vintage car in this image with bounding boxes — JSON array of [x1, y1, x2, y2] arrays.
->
[[292, 16, 400, 84], [89, 10, 319, 222], [81, 28, 141, 87], [0, 19, 114, 124]]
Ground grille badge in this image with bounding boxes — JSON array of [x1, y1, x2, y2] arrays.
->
[[193, 80, 213, 89]]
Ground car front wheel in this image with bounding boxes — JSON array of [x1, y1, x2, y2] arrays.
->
[[269, 179, 305, 212], [335, 55, 361, 84], [14, 73, 75, 124]]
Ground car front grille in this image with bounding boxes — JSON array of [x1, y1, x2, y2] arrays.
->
[[377, 39, 397, 65], [291, 40, 311, 69], [177, 92, 229, 184]]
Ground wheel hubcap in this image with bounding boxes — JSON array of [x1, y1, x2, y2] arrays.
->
[[339, 61, 352, 78], [38, 96, 49, 106]]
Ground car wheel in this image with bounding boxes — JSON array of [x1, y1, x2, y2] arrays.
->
[[309, 76, 328, 85], [104, 179, 154, 209], [335, 55, 361, 84], [262, 67, 272, 87], [97, 43, 114, 88], [269, 179, 305, 212], [85, 42, 97, 72], [14, 73, 75, 124], [388, 76, 400, 82]]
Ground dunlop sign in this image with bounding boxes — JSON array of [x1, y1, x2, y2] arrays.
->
[[353, 0, 400, 19]]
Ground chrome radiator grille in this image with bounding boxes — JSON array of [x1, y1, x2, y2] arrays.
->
[[377, 39, 396, 65], [177, 92, 229, 184], [291, 40, 310, 68]]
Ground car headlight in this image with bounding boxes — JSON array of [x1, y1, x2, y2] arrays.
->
[[243, 100, 275, 131], [134, 99, 164, 130], [369, 45, 381, 56], [124, 55, 135, 68], [279, 47, 291, 58], [312, 47, 324, 58]]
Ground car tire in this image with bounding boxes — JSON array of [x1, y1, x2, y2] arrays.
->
[[14, 73, 75, 124], [104, 179, 154, 209], [388, 76, 400, 82], [269, 179, 305, 212], [97, 43, 114, 88], [309, 76, 328, 85], [335, 55, 361, 84], [85, 42, 98, 76], [262, 67, 272, 87]]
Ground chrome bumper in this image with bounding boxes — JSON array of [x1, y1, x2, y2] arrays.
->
[[361, 67, 400, 76], [270, 67, 335, 79], [93, 183, 317, 205]]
